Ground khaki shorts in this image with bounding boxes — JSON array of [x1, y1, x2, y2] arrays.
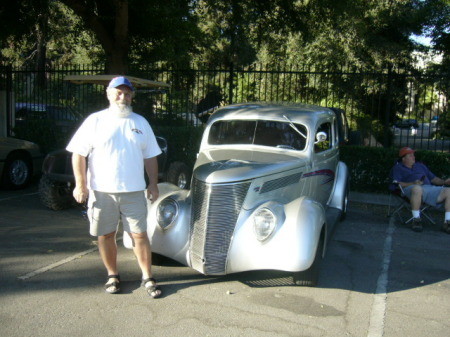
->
[[404, 185, 445, 208], [87, 190, 148, 236]]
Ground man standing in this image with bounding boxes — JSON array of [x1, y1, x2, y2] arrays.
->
[[392, 147, 450, 233], [66, 76, 162, 298]]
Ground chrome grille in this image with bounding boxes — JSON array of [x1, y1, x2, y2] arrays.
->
[[190, 178, 251, 275]]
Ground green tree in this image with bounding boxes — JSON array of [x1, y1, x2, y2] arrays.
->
[[1, 1, 102, 68], [60, 0, 200, 72], [253, 0, 423, 69], [2, 0, 448, 74], [0, 0, 50, 71], [59, 0, 131, 73], [1, 0, 200, 73], [419, 0, 450, 56]]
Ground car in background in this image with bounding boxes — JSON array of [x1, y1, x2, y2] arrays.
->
[[394, 118, 419, 129], [414, 122, 431, 138], [124, 103, 350, 286], [0, 137, 43, 189], [15, 103, 82, 134], [392, 118, 418, 137], [430, 116, 439, 137]]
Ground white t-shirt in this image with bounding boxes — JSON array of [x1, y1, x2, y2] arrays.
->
[[66, 109, 161, 193]]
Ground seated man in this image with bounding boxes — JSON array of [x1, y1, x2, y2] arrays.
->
[[392, 147, 450, 233]]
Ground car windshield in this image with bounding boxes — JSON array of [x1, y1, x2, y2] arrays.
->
[[208, 120, 308, 150]]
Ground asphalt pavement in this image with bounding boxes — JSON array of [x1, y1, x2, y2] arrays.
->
[[0, 183, 449, 337]]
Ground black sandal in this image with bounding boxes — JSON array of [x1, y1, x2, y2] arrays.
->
[[141, 277, 162, 298], [104, 274, 121, 294]]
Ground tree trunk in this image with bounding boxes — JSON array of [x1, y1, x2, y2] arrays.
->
[[61, 0, 130, 74], [105, 0, 129, 74], [35, 13, 48, 88]]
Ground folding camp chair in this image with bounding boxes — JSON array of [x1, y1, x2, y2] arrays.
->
[[387, 160, 437, 225], [387, 181, 436, 225]]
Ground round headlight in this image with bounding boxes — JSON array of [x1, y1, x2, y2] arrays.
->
[[253, 207, 276, 241], [157, 198, 179, 230]]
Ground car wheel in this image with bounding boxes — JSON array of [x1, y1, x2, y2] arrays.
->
[[1, 153, 32, 189], [39, 174, 75, 210], [166, 161, 191, 189], [292, 235, 324, 287]]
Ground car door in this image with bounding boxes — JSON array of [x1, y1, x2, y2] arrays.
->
[[311, 119, 339, 206]]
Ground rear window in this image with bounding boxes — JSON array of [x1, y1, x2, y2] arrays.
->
[[208, 120, 308, 151]]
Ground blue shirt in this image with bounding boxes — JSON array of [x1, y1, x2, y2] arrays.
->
[[391, 161, 436, 187]]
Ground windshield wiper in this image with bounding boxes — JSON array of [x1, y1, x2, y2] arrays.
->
[[283, 115, 307, 139]]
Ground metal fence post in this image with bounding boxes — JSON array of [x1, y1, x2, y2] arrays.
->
[[2, 65, 14, 137], [383, 66, 393, 148], [228, 62, 234, 104]]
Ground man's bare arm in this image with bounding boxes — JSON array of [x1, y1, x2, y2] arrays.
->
[[72, 153, 88, 203], [144, 157, 159, 203]]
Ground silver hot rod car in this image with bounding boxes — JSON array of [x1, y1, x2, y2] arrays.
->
[[124, 103, 350, 286]]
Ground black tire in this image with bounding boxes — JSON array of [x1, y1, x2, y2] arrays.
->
[[292, 236, 324, 287], [1, 153, 32, 189], [39, 174, 75, 210], [166, 161, 190, 189], [151, 253, 165, 266]]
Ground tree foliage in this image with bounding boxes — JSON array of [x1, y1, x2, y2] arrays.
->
[[0, 0, 448, 72], [0, 0, 102, 68], [58, 0, 201, 72]]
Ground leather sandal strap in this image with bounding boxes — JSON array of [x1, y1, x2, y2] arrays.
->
[[107, 274, 120, 280], [141, 277, 156, 286]]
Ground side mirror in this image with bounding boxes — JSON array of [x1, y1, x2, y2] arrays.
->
[[315, 131, 327, 144]]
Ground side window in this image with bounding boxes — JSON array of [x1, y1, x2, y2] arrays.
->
[[314, 122, 332, 153], [254, 121, 307, 150]]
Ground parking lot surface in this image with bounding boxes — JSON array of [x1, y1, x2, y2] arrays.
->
[[0, 183, 449, 337]]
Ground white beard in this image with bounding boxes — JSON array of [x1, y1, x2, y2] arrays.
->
[[109, 103, 132, 117]]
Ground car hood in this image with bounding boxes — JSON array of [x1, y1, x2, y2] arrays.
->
[[194, 148, 308, 183], [0, 137, 41, 158]]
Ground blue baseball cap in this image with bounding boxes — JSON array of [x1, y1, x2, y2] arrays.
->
[[108, 76, 134, 91]]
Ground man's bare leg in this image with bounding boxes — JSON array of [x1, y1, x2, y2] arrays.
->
[[130, 231, 162, 298], [98, 231, 120, 292], [130, 232, 152, 278]]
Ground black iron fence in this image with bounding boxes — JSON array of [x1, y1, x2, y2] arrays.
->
[[1, 63, 449, 152]]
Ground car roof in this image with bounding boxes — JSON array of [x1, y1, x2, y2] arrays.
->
[[208, 102, 334, 125], [63, 75, 170, 88], [15, 103, 68, 110]]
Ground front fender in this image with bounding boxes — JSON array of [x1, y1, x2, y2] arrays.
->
[[124, 182, 191, 266], [328, 161, 349, 211], [226, 196, 326, 273]]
